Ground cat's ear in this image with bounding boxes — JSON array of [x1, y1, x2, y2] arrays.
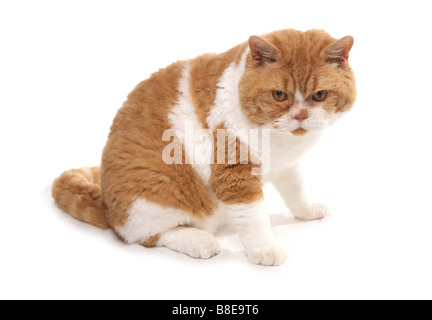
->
[[324, 36, 354, 67], [248, 35, 280, 65]]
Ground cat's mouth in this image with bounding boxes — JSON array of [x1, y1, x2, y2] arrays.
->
[[272, 120, 309, 135], [291, 128, 308, 136], [272, 117, 330, 135]]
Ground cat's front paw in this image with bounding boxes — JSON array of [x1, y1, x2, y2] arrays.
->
[[246, 244, 286, 266], [292, 203, 328, 221]]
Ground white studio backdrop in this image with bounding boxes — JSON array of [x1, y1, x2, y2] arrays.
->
[[1, 0, 432, 299]]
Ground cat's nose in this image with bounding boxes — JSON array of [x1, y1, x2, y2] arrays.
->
[[293, 109, 309, 122]]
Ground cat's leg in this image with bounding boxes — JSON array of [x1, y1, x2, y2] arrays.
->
[[225, 201, 286, 266], [271, 163, 327, 220], [114, 198, 220, 259], [210, 144, 286, 266]]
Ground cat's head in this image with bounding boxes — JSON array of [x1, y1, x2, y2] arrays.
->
[[239, 29, 356, 136]]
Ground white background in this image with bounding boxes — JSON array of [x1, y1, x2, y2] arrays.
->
[[1, 0, 432, 300]]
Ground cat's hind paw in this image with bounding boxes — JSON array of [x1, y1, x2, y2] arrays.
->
[[158, 227, 221, 260], [293, 203, 328, 221], [247, 244, 286, 266], [187, 236, 221, 260]]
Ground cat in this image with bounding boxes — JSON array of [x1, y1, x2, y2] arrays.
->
[[52, 29, 356, 266]]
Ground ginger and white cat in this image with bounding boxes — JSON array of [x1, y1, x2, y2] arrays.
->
[[52, 29, 356, 266]]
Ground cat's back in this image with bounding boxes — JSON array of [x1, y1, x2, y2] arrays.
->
[[109, 61, 185, 140]]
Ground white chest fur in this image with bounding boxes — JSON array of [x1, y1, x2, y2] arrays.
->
[[262, 130, 322, 182]]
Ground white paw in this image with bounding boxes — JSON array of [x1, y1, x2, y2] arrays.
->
[[247, 244, 286, 266], [186, 234, 221, 260], [293, 203, 328, 221]]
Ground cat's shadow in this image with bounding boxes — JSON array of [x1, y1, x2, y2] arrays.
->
[[215, 212, 304, 237], [269, 212, 305, 227]]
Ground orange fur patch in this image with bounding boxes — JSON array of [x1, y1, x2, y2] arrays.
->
[[189, 45, 248, 128], [209, 125, 263, 204], [52, 167, 108, 229], [141, 235, 160, 248]]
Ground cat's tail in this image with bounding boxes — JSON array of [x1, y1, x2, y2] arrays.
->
[[52, 167, 109, 229]]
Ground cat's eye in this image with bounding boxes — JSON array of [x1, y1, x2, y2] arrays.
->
[[272, 90, 288, 102], [312, 90, 328, 102]]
